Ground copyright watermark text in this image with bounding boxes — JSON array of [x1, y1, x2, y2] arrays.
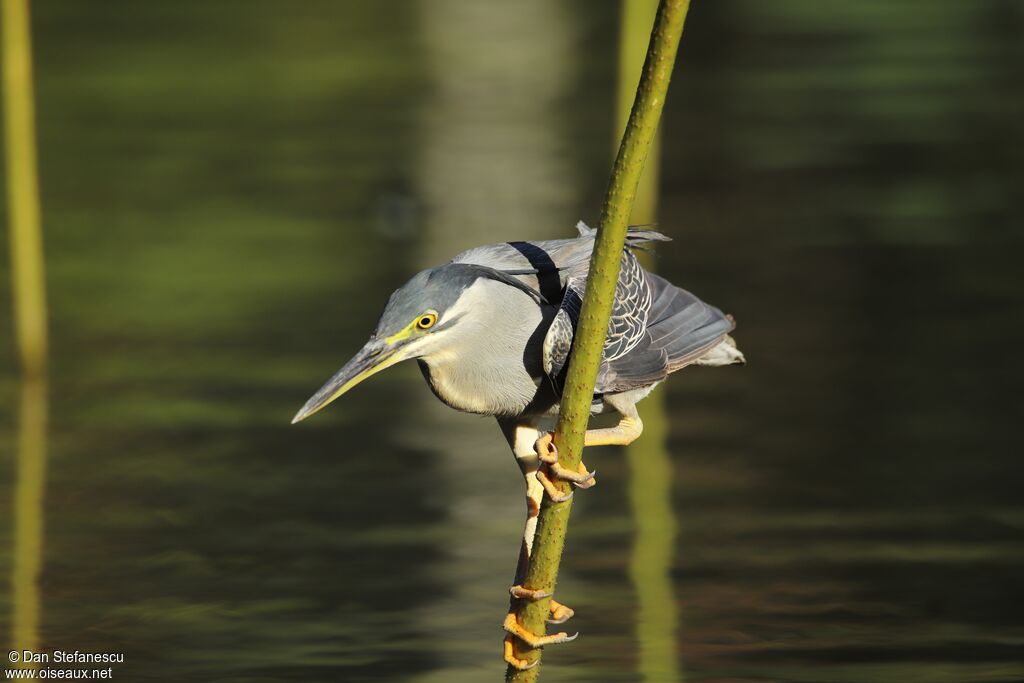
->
[[6, 651, 124, 679]]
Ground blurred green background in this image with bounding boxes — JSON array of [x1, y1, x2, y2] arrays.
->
[[1, 1, 1022, 681]]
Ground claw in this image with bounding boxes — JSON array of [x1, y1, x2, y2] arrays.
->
[[547, 599, 575, 624], [503, 612, 578, 648], [504, 634, 538, 670]]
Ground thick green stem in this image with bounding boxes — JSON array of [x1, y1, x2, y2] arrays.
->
[[505, 1, 691, 679], [3, 0, 49, 377]]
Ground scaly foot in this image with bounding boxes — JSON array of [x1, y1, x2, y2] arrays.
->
[[503, 611, 578, 649], [503, 584, 579, 669], [534, 433, 596, 502], [509, 585, 576, 624], [502, 608, 576, 670]]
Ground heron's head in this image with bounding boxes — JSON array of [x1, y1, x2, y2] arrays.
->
[[291, 263, 542, 423]]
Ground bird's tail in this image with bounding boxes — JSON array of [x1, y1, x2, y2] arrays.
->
[[575, 220, 672, 248]]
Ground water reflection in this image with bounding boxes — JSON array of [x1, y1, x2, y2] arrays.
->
[[618, 1, 683, 679], [627, 387, 682, 683], [9, 378, 47, 671]]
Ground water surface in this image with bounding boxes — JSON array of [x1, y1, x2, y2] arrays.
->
[[1, 1, 1022, 681]]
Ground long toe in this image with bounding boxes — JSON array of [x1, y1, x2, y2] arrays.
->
[[510, 586, 575, 623], [534, 432, 557, 464], [510, 584, 552, 601], [536, 468, 573, 503], [550, 461, 597, 487], [504, 635, 538, 671], [503, 612, 578, 649]]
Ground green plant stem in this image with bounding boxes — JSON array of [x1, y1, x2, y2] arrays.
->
[[505, 1, 691, 679], [3, 0, 48, 377]]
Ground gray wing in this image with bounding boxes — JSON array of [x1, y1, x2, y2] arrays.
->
[[542, 279, 581, 381], [543, 265, 734, 395], [452, 222, 720, 395], [599, 273, 735, 392], [604, 251, 653, 362], [451, 222, 670, 304], [542, 249, 657, 392]]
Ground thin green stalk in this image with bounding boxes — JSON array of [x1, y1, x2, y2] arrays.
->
[[3, 0, 49, 377], [506, 1, 691, 679], [617, 0, 661, 226]]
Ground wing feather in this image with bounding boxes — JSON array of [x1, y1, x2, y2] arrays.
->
[[543, 269, 735, 395], [450, 224, 732, 397]]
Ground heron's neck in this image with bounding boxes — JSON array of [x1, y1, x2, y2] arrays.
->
[[418, 284, 545, 417]]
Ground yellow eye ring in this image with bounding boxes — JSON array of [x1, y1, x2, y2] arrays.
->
[[416, 312, 438, 330]]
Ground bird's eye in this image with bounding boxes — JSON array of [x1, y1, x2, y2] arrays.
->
[[416, 312, 438, 330]]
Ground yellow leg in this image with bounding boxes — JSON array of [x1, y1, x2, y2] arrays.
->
[[499, 419, 581, 668], [583, 414, 644, 446]]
